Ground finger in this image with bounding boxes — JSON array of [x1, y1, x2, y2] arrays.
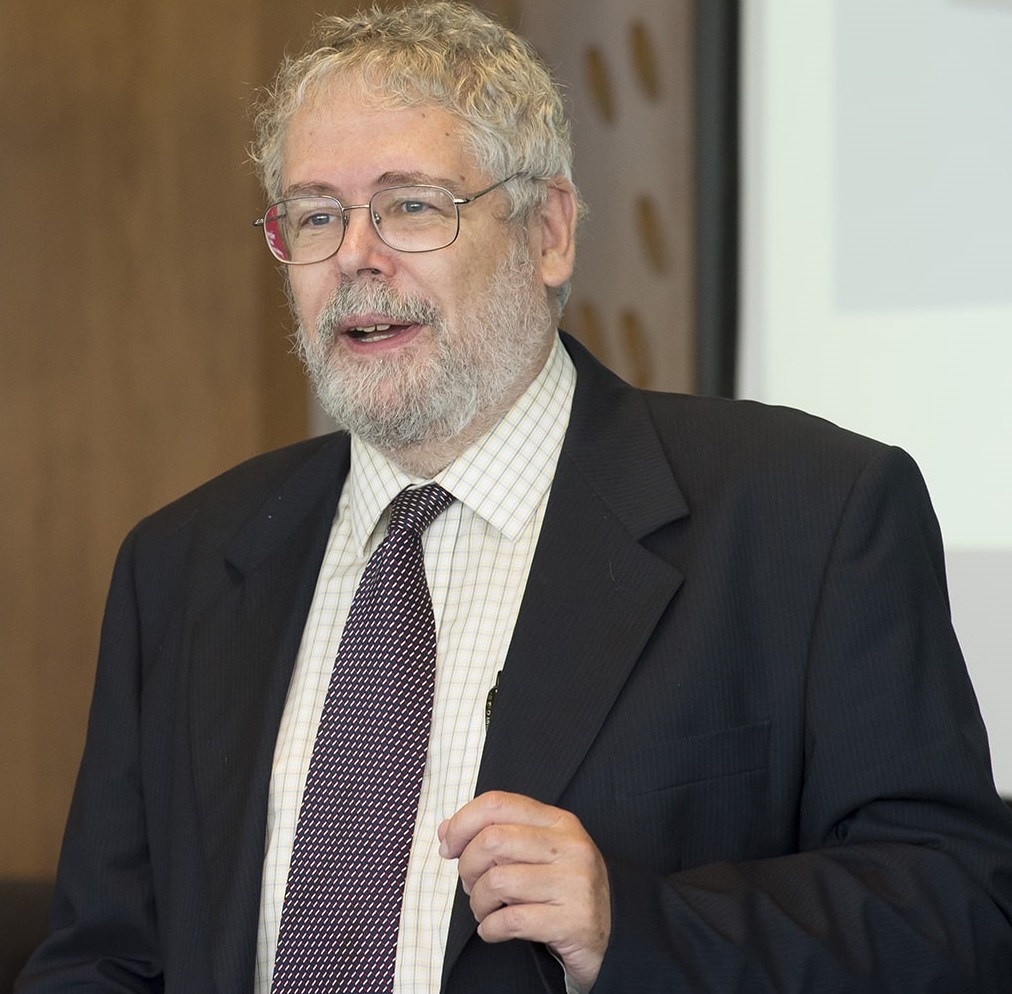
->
[[476, 898, 559, 945], [455, 820, 570, 891], [439, 790, 563, 859], [475, 896, 608, 954], [467, 860, 571, 920], [476, 897, 612, 992], [465, 839, 607, 921]]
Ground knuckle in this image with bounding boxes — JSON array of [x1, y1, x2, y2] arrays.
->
[[484, 863, 512, 896], [483, 789, 512, 812], [497, 902, 526, 935], [481, 823, 510, 853], [467, 892, 484, 921]]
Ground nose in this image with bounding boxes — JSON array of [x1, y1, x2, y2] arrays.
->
[[334, 202, 394, 276]]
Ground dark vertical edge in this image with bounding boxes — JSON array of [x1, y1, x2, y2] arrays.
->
[[694, 0, 740, 397]]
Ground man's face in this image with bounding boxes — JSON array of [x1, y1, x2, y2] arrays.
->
[[281, 78, 570, 457]]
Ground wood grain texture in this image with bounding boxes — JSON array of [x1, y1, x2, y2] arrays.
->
[[0, 0, 313, 879]]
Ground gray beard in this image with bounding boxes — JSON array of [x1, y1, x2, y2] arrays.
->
[[295, 241, 554, 454]]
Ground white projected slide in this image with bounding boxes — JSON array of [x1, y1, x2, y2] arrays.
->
[[739, 1, 1012, 791]]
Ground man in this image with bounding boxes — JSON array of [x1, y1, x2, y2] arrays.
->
[[18, 3, 1012, 992]]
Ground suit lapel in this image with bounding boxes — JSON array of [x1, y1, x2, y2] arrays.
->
[[186, 434, 350, 993], [442, 337, 690, 984], [475, 452, 684, 802]]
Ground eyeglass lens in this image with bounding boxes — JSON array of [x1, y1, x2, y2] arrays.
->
[[262, 186, 462, 263]]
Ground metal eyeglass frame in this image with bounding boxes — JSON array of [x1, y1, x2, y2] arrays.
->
[[254, 172, 522, 264]]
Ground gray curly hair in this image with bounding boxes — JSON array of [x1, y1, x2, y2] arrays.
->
[[250, 1, 581, 234]]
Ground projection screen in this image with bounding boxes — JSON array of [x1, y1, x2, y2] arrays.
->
[[738, 1, 1012, 792]]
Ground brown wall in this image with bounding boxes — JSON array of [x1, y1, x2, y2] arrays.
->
[[0, 0, 313, 880]]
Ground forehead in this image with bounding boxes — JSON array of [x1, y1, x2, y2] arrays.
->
[[281, 77, 474, 193]]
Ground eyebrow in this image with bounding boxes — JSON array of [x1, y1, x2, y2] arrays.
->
[[281, 171, 467, 201], [376, 170, 463, 189], [280, 181, 340, 200]]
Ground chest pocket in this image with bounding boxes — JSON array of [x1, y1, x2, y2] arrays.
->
[[616, 719, 770, 796], [577, 720, 774, 874]]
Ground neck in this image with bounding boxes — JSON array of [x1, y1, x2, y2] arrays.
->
[[377, 397, 515, 479], [378, 350, 551, 478]]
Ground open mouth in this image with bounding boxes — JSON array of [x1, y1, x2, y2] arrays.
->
[[346, 322, 401, 343], [341, 316, 425, 349]]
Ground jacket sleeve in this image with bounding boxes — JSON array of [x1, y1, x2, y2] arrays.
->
[[16, 527, 164, 993], [593, 446, 1012, 992]]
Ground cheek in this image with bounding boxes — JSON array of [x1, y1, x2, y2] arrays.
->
[[435, 254, 498, 319], [287, 270, 330, 329]]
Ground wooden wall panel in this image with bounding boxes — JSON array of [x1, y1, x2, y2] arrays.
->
[[0, 0, 307, 879], [520, 1, 697, 393]]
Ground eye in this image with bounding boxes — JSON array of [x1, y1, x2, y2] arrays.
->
[[397, 198, 435, 215], [380, 190, 452, 217], [301, 211, 339, 229]]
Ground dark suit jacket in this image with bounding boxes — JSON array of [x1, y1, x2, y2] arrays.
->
[[18, 335, 1012, 992]]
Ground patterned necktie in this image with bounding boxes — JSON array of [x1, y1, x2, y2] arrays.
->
[[272, 483, 456, 994]]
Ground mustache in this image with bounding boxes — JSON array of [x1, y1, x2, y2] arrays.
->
[[315, 280, 443, 346]]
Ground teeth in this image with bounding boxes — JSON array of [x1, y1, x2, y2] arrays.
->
[[352, 323, 392, 335]]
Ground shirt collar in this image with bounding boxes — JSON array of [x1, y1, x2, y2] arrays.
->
[[345, 334, 576, 552]]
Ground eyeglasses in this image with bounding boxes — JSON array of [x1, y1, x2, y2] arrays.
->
[[255, 173, 520, 265]]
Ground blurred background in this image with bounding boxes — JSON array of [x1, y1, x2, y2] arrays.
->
[[1, 0, 1009, 984]]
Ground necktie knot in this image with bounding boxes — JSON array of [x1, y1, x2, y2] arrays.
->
[[388, 483, 455, 535]]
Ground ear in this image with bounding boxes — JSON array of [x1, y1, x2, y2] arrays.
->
[[532, 177, 578, 290]]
